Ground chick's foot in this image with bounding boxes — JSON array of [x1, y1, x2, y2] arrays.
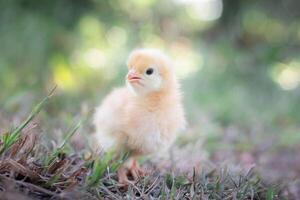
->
[[117, 161, 146, 184]]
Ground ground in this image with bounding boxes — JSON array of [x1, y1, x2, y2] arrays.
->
[[0, 92, 299, 199]]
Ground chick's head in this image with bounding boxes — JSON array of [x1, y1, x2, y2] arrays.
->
[[126, 49, 174, 96]]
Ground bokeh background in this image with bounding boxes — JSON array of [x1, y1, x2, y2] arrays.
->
[[0, 0, 300, 195]]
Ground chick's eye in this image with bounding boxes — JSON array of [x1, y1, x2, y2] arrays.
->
[[146, 68, 154, 75]]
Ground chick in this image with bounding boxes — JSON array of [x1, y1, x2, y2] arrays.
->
[[93, 49, 186, 184]]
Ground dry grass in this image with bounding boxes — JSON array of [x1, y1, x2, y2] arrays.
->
[[0, 92, 284, 200]]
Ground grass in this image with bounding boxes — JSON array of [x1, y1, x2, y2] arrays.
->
[[0, 92, 285, 199], [46, 119, 83, 166], [0, 87, 56, 156]]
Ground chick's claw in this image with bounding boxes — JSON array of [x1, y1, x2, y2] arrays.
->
[[117, 166, 133, 185], [117, 162, 146, 185], [117, 167, 138, 185], [129, 161, 146, 180]]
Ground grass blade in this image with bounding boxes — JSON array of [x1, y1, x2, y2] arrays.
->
[[0, 86, 56, 155], [46, 119, 82, 165]]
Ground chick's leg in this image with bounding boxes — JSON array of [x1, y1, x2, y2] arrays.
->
[[128, 158, 145, 180], [117, 157, 145, 184], [117, 166, 131, 184]]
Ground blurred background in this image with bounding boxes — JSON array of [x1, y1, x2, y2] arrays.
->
[[0, 0, 299, 192]]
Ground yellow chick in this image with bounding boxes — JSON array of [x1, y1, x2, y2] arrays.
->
[[93, 49, 186, 183]]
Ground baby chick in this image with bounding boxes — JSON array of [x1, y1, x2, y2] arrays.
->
[[93, 49, 186, 184]]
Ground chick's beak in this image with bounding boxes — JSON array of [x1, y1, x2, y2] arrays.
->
[[127, 70, 141, 82]]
